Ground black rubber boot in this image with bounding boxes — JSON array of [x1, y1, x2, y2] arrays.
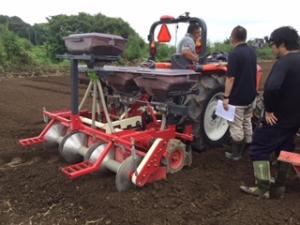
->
[[242, 142, 251, 154], [270, 162, 290, 199], [240, 161, 271, 199], [225, 142, 244, 161]]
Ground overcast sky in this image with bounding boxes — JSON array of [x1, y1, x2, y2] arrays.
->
[[2, 0, 300, 43]]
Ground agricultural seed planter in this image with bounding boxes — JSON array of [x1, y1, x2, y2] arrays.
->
[[19, 13, 263, 191]]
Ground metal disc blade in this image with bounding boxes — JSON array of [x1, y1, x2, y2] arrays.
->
[[59, 132, 87, 163], [43, 123, 67, 150], [115, 156, 141, 192], [84, 143, 111, 174]]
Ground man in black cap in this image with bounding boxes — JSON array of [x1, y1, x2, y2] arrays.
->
[[240, 26, 300, 198]]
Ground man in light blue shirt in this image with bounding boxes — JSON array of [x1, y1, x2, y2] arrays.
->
[[176, 23, 201, 64]]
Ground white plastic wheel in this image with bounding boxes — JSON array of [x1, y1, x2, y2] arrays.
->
[[203, 92, 229, 141]]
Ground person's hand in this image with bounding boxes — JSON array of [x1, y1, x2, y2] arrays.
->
[[265, 112, 278, 126], [193, 54, 199, 63], [223, 98, 229, 111]]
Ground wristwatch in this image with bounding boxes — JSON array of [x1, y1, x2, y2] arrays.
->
[[223, 95, 229, 99]]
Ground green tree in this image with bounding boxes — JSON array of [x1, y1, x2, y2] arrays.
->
[[0, 41, 7, 72], [31, 23, 49, 45], [46, 13, 142, 60], [0, 15, 33, 41], [209, 41, 233, 53], [123, 36, 147, 61], [0, 25, 33, 71], [256, 47, 274, 60], [156, 44, 176, 61]]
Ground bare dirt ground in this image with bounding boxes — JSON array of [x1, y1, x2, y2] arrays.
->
[[0, 61, 300, 225]]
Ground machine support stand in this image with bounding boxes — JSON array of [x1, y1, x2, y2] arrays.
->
[[70, 59, 81, 131]]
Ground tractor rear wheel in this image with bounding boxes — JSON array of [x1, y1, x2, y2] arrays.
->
[[186, 75, 229, 151], [252, 92, 264, 129], [200, 85, 229, 147]]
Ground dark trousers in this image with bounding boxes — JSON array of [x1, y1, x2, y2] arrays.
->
[[250, 123, 299, 161]]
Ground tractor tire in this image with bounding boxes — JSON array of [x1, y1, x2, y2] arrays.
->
[[252, 92, 264, 129], [186, 75, 229, 151]]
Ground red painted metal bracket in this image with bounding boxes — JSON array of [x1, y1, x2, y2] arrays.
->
[[19, 137, 45, 147], [19, 119, 56, 147], [132, 139, 167, 187], [278, 151, 300, 177], [61, 142, 114, 179]]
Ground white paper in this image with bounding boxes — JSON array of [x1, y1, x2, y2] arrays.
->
[[215, 100, 236, 122]]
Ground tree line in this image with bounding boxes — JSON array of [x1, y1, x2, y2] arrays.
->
[[0, 13, 156, 74], [0, 13, 273, 75]]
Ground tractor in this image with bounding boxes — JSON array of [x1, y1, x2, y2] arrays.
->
[[80, 12, 263, 150]]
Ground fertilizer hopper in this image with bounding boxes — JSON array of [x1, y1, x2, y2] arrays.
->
[[101, 68, 140, 96], [64, 33, 127, 56], [103, 66, 199, 101]]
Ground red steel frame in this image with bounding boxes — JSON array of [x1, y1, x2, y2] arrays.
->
[[18, 44, 196, 189], [19, 108, 193, 186], [278, 151, 300, 177]]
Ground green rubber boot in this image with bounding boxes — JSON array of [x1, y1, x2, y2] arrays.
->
[[240, 161, 271, 199]]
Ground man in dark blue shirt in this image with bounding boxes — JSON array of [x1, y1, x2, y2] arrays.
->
[[240, 26, 300, 199], [223, 26, 257, 160]]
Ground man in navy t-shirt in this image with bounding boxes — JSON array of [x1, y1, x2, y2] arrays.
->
[[223, 26, 257, 160]]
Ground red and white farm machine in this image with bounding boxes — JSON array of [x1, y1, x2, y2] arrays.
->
[[19, 14, 264, 191], [279, 151, 300, 177]]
